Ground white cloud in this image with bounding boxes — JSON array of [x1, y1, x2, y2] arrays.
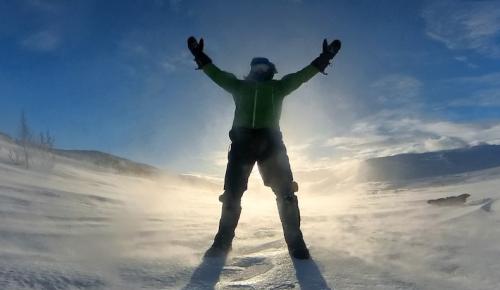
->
[[161, 61, 176, 73], [423, 136, 468, 151], [120, 40, 149, 57], [322, 109, 500, 161], [453, 72, 500, 86], [261, 70, 499, 171], [450, 89, 500, 107], [161, 51, 193, 73], [421, 121, 500, 145], [24, 0, 61, 13], [120, 36, 193, 75], [370, 74, 422, 105], [20, 29, 60, 52], [325, 135, 388, 150], [453, 55, 478, 68], [422, 0, 500, 57], [152, 0, 184, 11], [447, 72, 500, 107]]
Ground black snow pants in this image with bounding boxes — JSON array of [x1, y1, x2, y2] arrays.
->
[[221, 126, 295, 205], [211, 127, 307, 254]]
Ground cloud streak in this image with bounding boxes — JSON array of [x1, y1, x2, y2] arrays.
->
[[20, 29, 61, 52], [324, 111, 500, 160], [370, 74, 422, 106], [422, 0, 500, 58], [446, 72, 500, 107]]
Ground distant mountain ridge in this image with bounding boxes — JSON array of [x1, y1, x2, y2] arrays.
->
[[0, 132, 14, 142], [0, 131, 219, 188], [54, 149, 160, 177], [360, 144, 500, 182], [0, 131, 158, 176]]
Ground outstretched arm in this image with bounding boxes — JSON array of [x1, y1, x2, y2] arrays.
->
[[277, 38, 341, 97], [187, 36, 240, 94], [277, 65, 320, 97], [202, 64, 240, 94]]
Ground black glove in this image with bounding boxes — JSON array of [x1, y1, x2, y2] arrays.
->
[[187, 36, 212, 69], [311, 38, 341, 74]]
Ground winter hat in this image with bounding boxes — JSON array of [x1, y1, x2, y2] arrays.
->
[[250, 57, 277, 73]]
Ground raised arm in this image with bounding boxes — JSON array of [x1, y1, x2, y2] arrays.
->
[[187, 36, 240, 94], [202, 63, 241, 94], [277, 64, 320, 97], [277, 38, 341, 97]]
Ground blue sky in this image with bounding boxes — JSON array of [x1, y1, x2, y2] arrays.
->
[[1, 0, 500, 176]]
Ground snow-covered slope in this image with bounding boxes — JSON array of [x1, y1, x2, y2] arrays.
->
[[1, 138, 499, 289], [53, 149, 160, 177], [360, 144, 500, 182]]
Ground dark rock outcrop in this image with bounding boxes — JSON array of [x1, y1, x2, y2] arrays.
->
[[427, 193, 470, 206]]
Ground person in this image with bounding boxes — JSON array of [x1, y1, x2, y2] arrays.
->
[[187, 36, 341, 259]]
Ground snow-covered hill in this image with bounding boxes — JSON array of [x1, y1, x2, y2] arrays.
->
[[1, 136, 499, 289], [53, 149, 160, 177], [360, 144, 500, 182]]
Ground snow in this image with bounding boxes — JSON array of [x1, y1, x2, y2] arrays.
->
[[1, 138, 499, 289]]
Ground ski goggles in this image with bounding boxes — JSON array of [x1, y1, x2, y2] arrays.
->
[[251, 63, 275, 73]]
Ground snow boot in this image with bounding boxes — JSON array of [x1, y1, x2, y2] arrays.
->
[[276, 194, 310, 260], [205, 202, 242, 257]]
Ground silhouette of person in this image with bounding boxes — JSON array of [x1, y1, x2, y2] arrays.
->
[[188, 36, 341, 259]]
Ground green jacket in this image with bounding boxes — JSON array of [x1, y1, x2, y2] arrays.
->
[[202, 63, 320, 129]]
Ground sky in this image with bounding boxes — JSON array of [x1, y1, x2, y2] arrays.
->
[[1, 0, 500, 177]]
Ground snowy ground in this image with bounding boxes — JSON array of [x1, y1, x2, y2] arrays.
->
[[1, 140, 499, 289]]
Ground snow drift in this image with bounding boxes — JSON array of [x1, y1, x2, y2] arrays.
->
[[1, 134, 499, 289]]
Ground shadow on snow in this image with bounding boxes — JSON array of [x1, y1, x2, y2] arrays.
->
[[183, 252, 332, 290]]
